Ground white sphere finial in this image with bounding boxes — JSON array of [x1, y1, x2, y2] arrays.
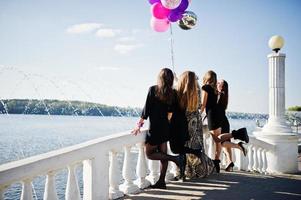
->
[[269, 35, 285, 53]]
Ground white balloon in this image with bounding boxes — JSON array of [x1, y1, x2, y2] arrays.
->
[[161, 0, 182, 9]]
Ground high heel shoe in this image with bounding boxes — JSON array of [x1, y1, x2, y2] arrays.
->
[[238, 142, 248, 156], [225, 162, 234, 172], [213, 159, 221, 173], [150, 180, 166, 189]]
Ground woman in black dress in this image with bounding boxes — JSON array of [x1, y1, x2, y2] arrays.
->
[[217, 79, 248, 171], [132, 68, 185, 189], [201, 70, 248, 173]]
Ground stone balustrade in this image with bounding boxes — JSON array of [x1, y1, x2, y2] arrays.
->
[[0, 127, 291, 200]]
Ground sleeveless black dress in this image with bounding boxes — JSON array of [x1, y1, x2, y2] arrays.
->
[[202, 85, 222, 131], [141, 85, 177, 145], [218, 93, 230, 133]]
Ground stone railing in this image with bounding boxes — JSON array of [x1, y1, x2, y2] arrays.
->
[[0, 130, 179, 200], [0, 127, 282, 200]]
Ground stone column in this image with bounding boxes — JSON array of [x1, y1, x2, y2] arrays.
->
[[262, 52, 291, 133], [254, 52, 298, 174]]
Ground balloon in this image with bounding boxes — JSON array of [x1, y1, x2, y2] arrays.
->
[[148, 0, 160, 4], [178, 11, 197, 30], [168, 10, 184, 22], [150, 17, 170, 32], [151, 2, 171, 19], [174, 0, 189, 12], [161, 0, 182, 9]]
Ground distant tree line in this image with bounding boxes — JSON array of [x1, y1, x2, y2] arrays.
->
[[288, 106, 301, 112], [1, 99, 299, 125], [0, 99, 141, 117]]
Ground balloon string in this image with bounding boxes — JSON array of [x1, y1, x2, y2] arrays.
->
[[170, 23, 175, 72]]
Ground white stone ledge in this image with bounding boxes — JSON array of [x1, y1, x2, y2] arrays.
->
[[249, 135, 276, 151], [0, 129, 147, 186]]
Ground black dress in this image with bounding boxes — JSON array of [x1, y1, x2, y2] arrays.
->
[[202, 85, 222, 131], [141, 85, 177, 145], [218, 94, 230, 133]]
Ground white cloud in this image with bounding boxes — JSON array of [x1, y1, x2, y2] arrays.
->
[[95, 29, 121, 38], [117, 36, 136, 42], [66, 23, 103, 34], [114, 43, 143, 54]]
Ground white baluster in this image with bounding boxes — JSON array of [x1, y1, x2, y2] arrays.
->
[[247, 145, 253, 171], [203, 133, 209, 155], [232, 146, 236, 164], [134, 143, 151, 189], [165, 143, 176, 181], [83, 153, 109, 200], [43, 171, 58, 200], [66, 164, 81, 200], [253, 146, 258, 172], [262, 150, 268, 174], [257, 148, 263, 173], [207, 136, 216, 160], [109, 151, 124, 199], [119, 145, 139, 194], [146, 160, 160, 185], [21, 178, 33, 200], [220, 151, 225, 169], [233, 148, 243, 171]]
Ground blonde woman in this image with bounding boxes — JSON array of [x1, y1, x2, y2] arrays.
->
[[176, 71, 214, 179], [201, 70, 248, 173]]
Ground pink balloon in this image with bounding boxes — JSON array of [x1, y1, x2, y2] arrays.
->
[[151, 2, 171, 19], [150, 17, 170, 32]]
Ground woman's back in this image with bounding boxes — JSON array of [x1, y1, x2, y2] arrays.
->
[[202, 84, 218, 112]]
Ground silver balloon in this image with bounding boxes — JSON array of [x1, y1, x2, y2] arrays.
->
[[178, 11, 197, 30]]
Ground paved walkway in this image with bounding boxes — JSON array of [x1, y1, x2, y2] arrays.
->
[[123, 171, 301, 200]]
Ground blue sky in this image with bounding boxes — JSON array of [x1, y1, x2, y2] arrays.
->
[[0, 0, 300, 114]]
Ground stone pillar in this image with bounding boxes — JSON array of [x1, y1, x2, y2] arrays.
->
[[262, 53, 291, 133], [254, 52, 298, 174]]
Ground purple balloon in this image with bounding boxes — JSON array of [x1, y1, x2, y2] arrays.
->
[[148, 0, 160, 4], [174, 0, 189, 12], [168, 10, 184, 22]]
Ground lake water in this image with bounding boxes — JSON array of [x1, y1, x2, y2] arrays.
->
[[0, 114, 260, 199]]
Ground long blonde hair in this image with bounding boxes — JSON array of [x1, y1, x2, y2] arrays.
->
[[203, 70, 217, 93], [177, 71, 199, 112]]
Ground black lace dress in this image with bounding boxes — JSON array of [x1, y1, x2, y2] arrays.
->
[[184, 91, 215, 178]]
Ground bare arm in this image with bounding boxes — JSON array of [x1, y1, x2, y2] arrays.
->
[[201, 90, 208, 114], [131, 118, 144, 135]]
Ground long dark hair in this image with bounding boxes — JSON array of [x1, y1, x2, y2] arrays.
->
[[155, 68, 174, 104], [219, 80, 229, 110]]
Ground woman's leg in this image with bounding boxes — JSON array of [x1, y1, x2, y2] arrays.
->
[[216, 128, 249, 143], [222, 141, 247, 156], [210, 128, 222, 160], [158, 143, 168, 183], [145, 143, 178, 164], [222, 141, 241, 150], [223, 146, 233, 164]]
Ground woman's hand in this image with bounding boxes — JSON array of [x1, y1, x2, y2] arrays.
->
[[131, 118, 144, 136], [131, 126, 141, 135]]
